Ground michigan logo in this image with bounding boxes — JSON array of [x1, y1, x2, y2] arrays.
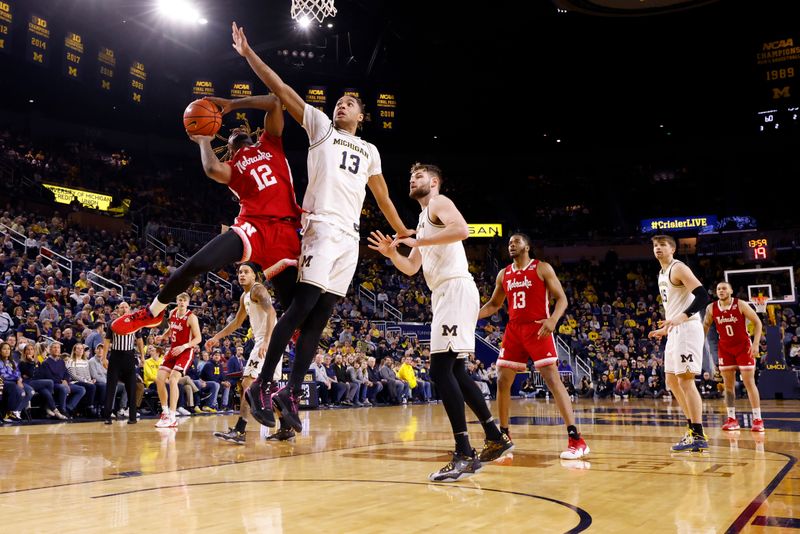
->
[[441, 324, 458, 337]]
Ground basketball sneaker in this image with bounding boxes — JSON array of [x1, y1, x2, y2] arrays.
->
[[751, 418, 765, 432], [671, 432, 708, 452], [272, 386, 302, 432], [560, 437, 590, 459], [213, 427, 246, 445], [722, 417, 740, 431], [265, 427, 296, 441], [478, 433, 515, 462], [264, 258, 298, 280], [246, 378, 277, 428], [429, 450, 482, 482], [155, 413, 173, 428], [112, 307, 165, 335]]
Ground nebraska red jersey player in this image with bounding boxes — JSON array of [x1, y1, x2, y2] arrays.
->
[[703, 282, 764, 432], [155, 292, 201, 428], [112, 94, 300, 337], [480, 233, 589, 460]]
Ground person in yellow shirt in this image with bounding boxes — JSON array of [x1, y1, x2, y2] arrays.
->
[[74, 272, 90, 292], [396, 356, 417, 399], [142, 345, 164, 389]]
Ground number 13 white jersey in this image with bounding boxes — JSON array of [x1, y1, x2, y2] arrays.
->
[[302, 104, 382, 237]]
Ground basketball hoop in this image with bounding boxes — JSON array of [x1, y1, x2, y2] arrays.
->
[[291, 0, 336, 23], [751, 295, 769, 314]]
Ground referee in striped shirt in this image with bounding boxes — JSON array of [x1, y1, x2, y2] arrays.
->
[[103, 301, 145, 424]]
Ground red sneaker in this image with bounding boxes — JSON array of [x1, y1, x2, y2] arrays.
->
[[722, 417, 741, 431], [112, 307, 165, 335], [751, 418, 765, 432], [560, 437, 590, 460], [264, 258, 298, 280]]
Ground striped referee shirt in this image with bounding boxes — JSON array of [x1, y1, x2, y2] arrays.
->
[[105, 328, 139, 351]]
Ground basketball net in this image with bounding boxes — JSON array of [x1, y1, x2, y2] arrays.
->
[[291, 0, 336, 23], [751, 294, 769, 314]]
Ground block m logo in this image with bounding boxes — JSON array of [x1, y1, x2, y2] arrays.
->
[[441, 324, 458, 337], [301, 255, 313, 267], [236, 112, 247, 120], [680, 354, 694, 363], [773, 86, 791, 99]]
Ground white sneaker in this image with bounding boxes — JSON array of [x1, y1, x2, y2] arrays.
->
[[155, 413, 172, 428], [176, 407, 191, 417], [168, 416, 178, 427], [118, 408, 129, 418]]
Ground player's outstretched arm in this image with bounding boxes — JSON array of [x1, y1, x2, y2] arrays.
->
[[367, 230, 422, 276], [478, 270, 507, 320], [231, 22, 305, 125], [188, 134, 232, 184], [205, 94, 285, 137], [205, 295, 247, 352]]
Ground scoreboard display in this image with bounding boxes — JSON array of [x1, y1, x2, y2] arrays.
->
[[26, 13, 49, 66], [64, 31, 83, 80], [743, 236, 774, 262], [0, 0, 13, 54]]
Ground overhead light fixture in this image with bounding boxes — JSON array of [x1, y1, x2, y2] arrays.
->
[[297, 15, 311, 29], [327, 23, 334, 28], [157, 0, 206, 25]]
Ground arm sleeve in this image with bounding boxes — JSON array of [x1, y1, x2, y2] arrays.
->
[[682, 286, 710, 318]]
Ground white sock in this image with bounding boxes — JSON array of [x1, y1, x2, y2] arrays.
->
[[726, 407, 735, 419], [149, 296, 168, 317], [752, 408, 761, 420], [162, 408, 170, 417]]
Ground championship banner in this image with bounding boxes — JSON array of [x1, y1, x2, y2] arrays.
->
[[129, 59, 146, 104], [306, 85, 327, 112], [192, 79, 215, 97], [0, 0, 13, 54], [468, 224, 502, 238], [26, 13, 49, 66], [63, 31, 83, 80], [98, 46, 115, 91], [43, 183, 113, 211], [376, 91, 397, 130]]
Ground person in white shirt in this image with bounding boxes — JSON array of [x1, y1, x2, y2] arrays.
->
[[229, 22, 414, 432]]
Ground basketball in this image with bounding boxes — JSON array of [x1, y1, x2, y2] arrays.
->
[[183, 99, 222, 136]]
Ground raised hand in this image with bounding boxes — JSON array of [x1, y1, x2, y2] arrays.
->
[[204, 97, 232, 115], [367, 230, 397, 257], [231, 22, 251, 57]]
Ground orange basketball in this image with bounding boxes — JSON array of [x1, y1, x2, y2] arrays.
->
[[183, 99, 222, 136]]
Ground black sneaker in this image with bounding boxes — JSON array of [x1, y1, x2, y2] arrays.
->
[[265, 427, 296, 441], [213, 427, 246, 445], [246, 379, 276, 428], [103, 418, 113, 425], [479, 433, 515, 462], [428, 450, 482, 482], [272, 386, 302, 432]]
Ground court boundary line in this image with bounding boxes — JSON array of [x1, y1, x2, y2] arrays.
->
[[90, 478, 593, 533]]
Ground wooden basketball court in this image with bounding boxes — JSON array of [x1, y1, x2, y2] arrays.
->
[[1, 399, 797, 532]]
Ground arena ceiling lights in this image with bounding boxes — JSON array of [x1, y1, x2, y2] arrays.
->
[[156, 0, 208, 25]]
